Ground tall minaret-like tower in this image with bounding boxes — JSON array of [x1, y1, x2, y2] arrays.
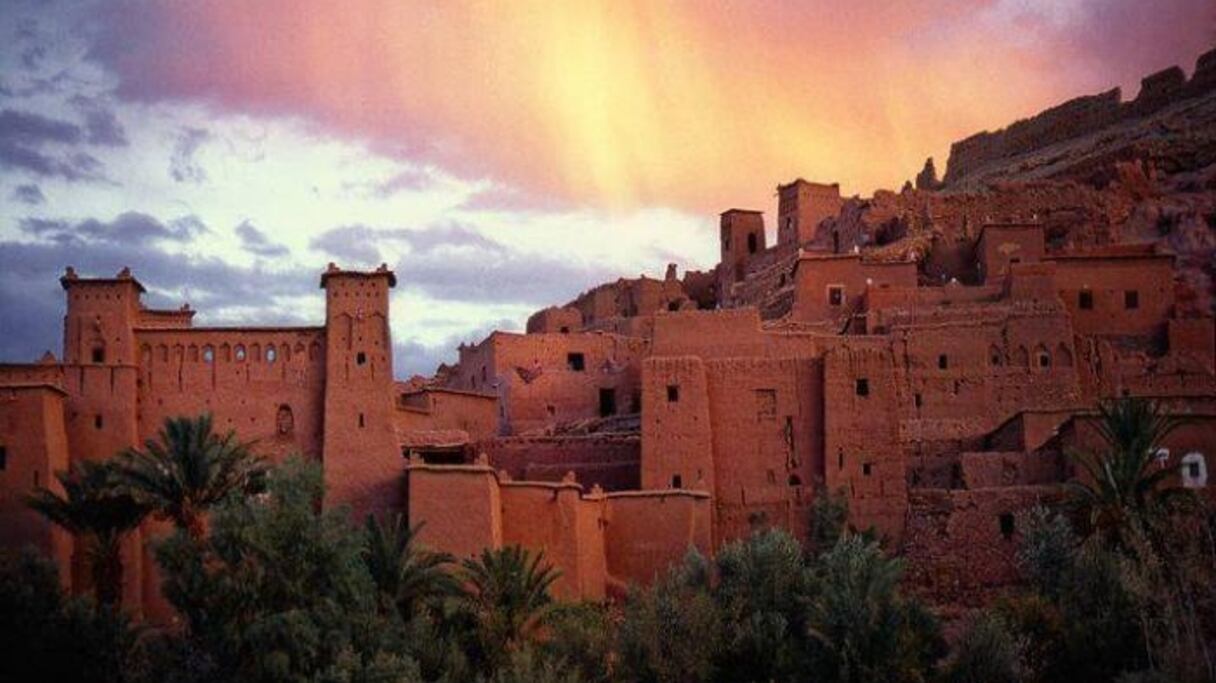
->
[[319, 263, 401, 519]]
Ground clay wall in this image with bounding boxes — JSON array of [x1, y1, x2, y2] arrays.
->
[[394, 388, 498, 442], [651, 309, 773, 359], [566, 276, 689, 328], [482, 434, 640, 491], [61, 273, 143, 366], [1048, 253, 1175, 337], [603, 490, 712, 587], [1168, 317, 1215, 373], [703, 357, 823, 545], [959, 451, 1065, 488], [640, 356, 715, 494], [136, 307, 195, 329], [822, 341, 908, 542], [791, 255, 917, 325], [407, 463, 502, 559], [136, 328, 327, 462], [0, 385, 72, 577], [499, 482, 607, 600]]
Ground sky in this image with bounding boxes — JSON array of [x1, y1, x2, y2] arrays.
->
[[1, 1, 1213, 377]]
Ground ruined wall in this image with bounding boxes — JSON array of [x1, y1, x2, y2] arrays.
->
[[482, 434, 640, 491], [977, 224, 1046, 284], [526, 306, 583, 334], [944, 48, 1216, 184], [903, 487, 1060, 606]]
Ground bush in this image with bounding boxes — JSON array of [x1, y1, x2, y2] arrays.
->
[[945, 612, 1027, 683]]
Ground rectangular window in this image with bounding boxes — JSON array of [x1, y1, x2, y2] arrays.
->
[[671, 474, 683, 489], [567, 353, 585, 372], [914, 393, 922, 408], [94, 415, 103, 430], [827, 286, 844, 307], [862, 463, 872, 476], [855, 379, 869, 397], [938, 354, 948, 370], [999, 513, 1016, 539], [1125, 290, 1139, 310], [1079, 290, 1093, 310], [0, 445, 6, 470], [666, 385, 680, 403], [358, 413, 365, 428], [755, 389, 777, 418], [91, 347, 105, 364]]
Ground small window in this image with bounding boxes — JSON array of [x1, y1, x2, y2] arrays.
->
[[357, 352, 367, 366], [666, 385, 680, 402], [0, 446, 6, 470], [235, 345, 247, 362], [266, 347, 277, 363], [1038, 352, 1051, 368], [747, 232, 758, 254], [559, 326, 570, 334], [862, 463, 872, 476], [1009, 257, 1021, 265], [1079, 290, 1093, 310], [203, 346, 215, 364], [91, 346, 105, 364], [999, 513, 1015, 539], [671, 474, 682, 489], [567, 353, 585, 372], [599, 388, 616, 417], [938, 354, 948, 370], [94, 415, 103, 430], [358, 413, 365, 428], [914, 393, 922, 408], [1125, 290, 1139, 310], [546, 405, 556, 417], [668, 301, 681, 312], [828, 286, 844, 307], [855, 379, 870, 397]]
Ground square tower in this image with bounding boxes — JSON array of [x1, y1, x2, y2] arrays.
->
[[777, 179, 843, 249], [719, 209, 766, 283]]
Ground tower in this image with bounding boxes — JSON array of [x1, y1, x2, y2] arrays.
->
[[776, 179, 843, 249], [719, 209, 766, 283], [319, 263, 401, 519]]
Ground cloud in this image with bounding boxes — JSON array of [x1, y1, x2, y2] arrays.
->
[[370, 167, 433, 198], [235, 219, 289, 258], [70, 95, 128, 146], [309, 225, 383, 265], [169, 126, 209, 183], [20, 211, 208, 245], [10, 183, 45, 205], [0, 108, 107, 181]]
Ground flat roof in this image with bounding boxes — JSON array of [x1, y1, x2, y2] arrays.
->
[[720, 208, 764, 215]]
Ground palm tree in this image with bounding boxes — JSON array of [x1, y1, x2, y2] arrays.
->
[[459, 545, 561, 670], [1068, 397, 1192, 542], [114, 414, 266, 538], [27, 460, 149, 606], [363, 514, 456, 618]]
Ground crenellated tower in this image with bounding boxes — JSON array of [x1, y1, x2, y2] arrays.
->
[[319, 263, 401, 519]]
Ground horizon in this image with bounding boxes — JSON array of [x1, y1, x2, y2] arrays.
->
[[1, 0, 1213, 377]]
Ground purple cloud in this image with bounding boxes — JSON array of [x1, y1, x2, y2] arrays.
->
[[235, 220, 290, 258], [10, 184, 45, 205], [169, 126, 209, 183]]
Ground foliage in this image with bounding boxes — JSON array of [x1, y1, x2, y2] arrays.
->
[[809, 486, 850, 555], [539, 603, 616, 683], [363, 514, 456, 619], [26, 458, 149, 605], [0, 549, 139, 683], [803, 534, 945, 683], [616, 548, 722, 683], [458, 544, 562, 675], [944, 612, 1028, 683], [151, 457, 421, 682], [115, 414, 266, 537], [1067, 397, 1193, 545]]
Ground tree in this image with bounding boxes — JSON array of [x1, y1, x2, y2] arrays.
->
[[458, 544, 561, 674], [152, 457, 420, 682], [803, 534, 944, 682], [1068, 398, 1191, 543], [944, 612, 1028, 683], [27, 459, 148, 606], [363, 514, 456, 619], [616, 549, 722, 683], [115, 414, 266, 538], [0, 549, 139, 683]]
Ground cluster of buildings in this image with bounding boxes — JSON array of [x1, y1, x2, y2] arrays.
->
[[2, 51, 1215, 617]]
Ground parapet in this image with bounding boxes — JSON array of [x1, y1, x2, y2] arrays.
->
[[318, 262, 397, 288]]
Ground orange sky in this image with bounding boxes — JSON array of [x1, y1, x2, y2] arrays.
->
[[99, 0, 1215, 213]]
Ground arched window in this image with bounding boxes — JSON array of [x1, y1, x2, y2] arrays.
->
[[1035, 345, 1051, 369], [266, 346, 277, 363], [276, 404, 294, 436], [234, 345, 247, 362], [202, 345, 215, 364]]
